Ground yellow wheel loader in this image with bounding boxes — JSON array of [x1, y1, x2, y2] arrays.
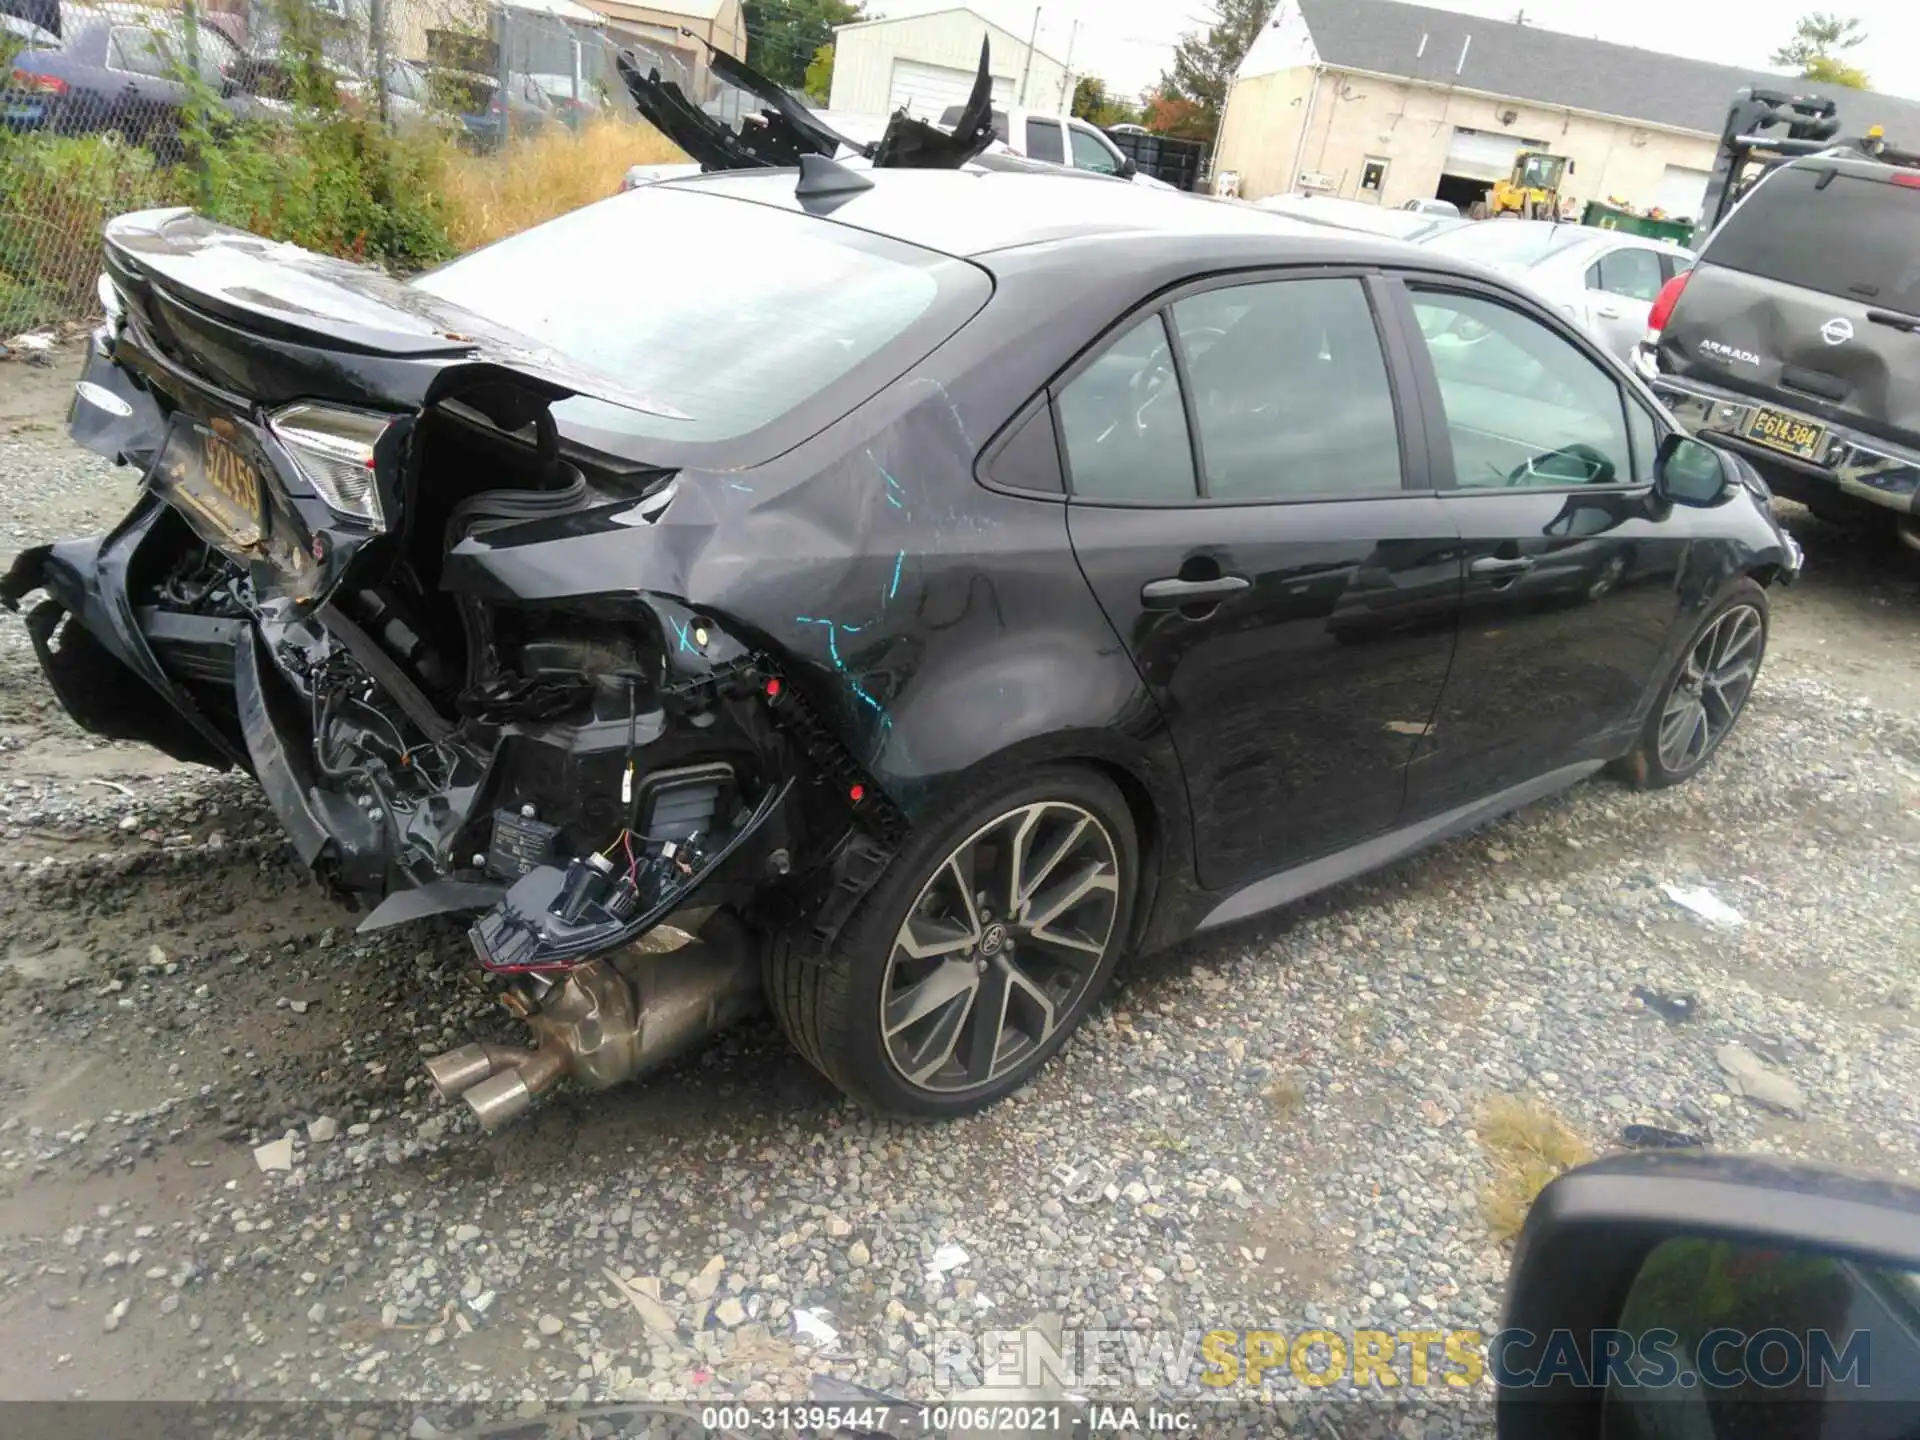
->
[[1489, 150, 1572, 218]]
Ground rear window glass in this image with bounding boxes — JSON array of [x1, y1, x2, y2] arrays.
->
[[1708, 165, 1920, 312], [411, 186, 984, 448]]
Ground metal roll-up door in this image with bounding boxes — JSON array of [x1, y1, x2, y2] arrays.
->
[[1444, 127, 1544, 181], [888, 58, 1013, 119]]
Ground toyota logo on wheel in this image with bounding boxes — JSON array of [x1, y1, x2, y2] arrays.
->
[[1821, 317, 1854, 345]]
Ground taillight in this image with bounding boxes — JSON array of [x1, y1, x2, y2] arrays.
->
[[268, 403, 393, 528], [1646, 270, 1692, 336], [10, 68, 69, 96], [1891, 171, 1920, 189]]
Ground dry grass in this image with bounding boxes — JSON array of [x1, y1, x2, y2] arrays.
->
[[1478, 1094, 1592, 1242], [436, 117, 685, 252]]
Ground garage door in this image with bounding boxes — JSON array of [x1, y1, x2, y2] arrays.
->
[[1653, 164, 1711, 221], [1444, 127, 1546, 182], [888, 59, 1013, 119]]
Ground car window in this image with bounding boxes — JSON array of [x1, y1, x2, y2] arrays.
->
[[1709, 164, 1920, 311], [1593, 247, 1665, 302], [1626, 397, 1659, 482], [1172, 278, 1402, 500], [1026, 118, 1064, 165], [108, 24, 171, 78], [1662, 253, 1695, 281], [414, 185, 983, 449], [1410, 290, 1634, 490], [1068, 125, 1118, 175], [1056, 313, 1197, 502]]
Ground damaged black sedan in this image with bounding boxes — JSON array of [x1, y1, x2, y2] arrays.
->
[[2, 164, 1799, 1128]]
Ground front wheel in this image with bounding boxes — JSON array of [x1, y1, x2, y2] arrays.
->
[[766, 766, 1137, 1117], [1613, 580, 1768, 789]]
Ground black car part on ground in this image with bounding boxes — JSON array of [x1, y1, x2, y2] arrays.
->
[[614, 35, 996, 173]]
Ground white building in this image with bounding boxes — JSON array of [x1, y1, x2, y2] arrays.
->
[[1216, 0, 1920, 218], [828, 6, 1069, 121]]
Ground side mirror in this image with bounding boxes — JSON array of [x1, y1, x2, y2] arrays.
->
[[1118, 156, 1137, 179], [1654, 433, 1731, 506], [1498, 1152, 1920, 1438]]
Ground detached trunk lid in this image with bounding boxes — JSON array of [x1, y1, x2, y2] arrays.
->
[[1657, 159, 1920, 456]]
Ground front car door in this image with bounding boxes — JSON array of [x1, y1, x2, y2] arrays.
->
[[1582, 242, 1669, 359], [1390, 278, 1692, 815], [1066, 121, 1123, 177], [1058, 272, 1461, 892]]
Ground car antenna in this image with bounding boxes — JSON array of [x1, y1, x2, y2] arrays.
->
[[795, 154, 875, 208]]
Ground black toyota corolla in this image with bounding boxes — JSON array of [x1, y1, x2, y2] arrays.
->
[[1, 169, 1799, 1127]]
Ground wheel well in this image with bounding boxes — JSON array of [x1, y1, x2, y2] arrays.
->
[[1747, 562, 1783, 588], [1076, 756, 1167, 954]]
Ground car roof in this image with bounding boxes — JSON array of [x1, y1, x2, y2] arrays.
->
[[655, 166, 1408, 262]]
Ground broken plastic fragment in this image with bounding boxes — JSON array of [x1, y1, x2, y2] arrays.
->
[[1622, 1124, 1704, 1149], [1660, 884, 1744, 927], [1630, 984, 1698, 1023], [926, 1243, 969, 1279], [791, 1308, 840, 1346]]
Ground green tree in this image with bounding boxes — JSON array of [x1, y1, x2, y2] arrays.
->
[[1154, 0, 1273, 139], [1070, 76, 1139, 127], [803, 43, 835, 103], [1772, 12, 1870, 87], [743, 0, 863, 90]]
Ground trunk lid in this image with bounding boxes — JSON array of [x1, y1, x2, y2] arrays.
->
[[1657, 158, 1920, 456], [101, 207, 685, 420]]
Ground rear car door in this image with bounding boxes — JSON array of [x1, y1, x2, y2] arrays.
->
[[1583, 242, 1669, 358], [1657, 160, 1920, 468], [1059, 273, 1461, 891], [1024, 116, 1065, 165], [1391, 278, 1690, 815], [104, 23, 182, 139]]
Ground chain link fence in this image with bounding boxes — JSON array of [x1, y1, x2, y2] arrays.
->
[[0, 0, 807, 333]]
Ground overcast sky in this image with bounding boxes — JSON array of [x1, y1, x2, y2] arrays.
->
[[863, 1, 1917, 107]]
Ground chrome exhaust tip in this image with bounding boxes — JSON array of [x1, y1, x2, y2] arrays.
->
[[462, 1067, 536, 1132], [423, 1043, 504, 1101]]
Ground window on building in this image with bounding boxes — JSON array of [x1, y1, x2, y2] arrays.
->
[[1360, 158, 1389, 194]]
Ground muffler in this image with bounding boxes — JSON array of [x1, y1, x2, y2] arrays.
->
[[424, 913, 764, 1132]]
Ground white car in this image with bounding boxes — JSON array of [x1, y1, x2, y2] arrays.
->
[[937, 104, 1175, 189], [1414, 220, 1695, 361], [1400, 196, 1461, 217]]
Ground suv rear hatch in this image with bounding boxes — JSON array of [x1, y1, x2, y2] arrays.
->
[[1656, 157, 1920, 478]]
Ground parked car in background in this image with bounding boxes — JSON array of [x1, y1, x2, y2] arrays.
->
[[1, 11, 273, 156], [936, 103, 1175, 188], [1251, 192, 1465, 242], [1414, 219, 1695, 361], [528, 71, 603, 126], [1641, 151, 1920, 553], [1401, 196, 1461, 216], [424, 65, 554, 147]]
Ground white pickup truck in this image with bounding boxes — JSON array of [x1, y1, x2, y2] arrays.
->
[[937, 104, 1175, 189]]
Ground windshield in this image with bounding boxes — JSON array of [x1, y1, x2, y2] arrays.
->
[[412, 185, 985, 449], [1706, 163, 1920, 312], [1418, 220, 1585, 266]]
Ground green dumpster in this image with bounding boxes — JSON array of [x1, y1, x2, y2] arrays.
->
[[1581, 201, 1695, 245]]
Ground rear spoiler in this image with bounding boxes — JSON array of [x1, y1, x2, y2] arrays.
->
[[616, 35, 997, 173]]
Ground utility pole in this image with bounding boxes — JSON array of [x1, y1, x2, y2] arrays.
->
[[1017, 5, 1040, 104], [1060, 19, 1079, 116]]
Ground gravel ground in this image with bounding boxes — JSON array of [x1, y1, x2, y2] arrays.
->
[[0, 344, 1916, 1432]]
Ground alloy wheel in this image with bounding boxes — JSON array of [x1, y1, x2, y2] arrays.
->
[[1656, 603, 1764, 776], [879, 802, 1122, 1095]]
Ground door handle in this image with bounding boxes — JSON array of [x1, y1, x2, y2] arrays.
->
[[1141, 574, 1251, 608], [1594, 302, 1623, 319], [1469, 556, 1535, 578]]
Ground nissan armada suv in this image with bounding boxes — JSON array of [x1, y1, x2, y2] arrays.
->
[[1638, 152, 1920, 555]]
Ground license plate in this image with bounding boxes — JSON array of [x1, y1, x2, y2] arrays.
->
[[148, 417, 266, 552], [1743, 406, 1827, 461]]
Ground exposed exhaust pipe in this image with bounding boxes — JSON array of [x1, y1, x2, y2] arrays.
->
[[424, 913, 764, 1132], [1895, 513, 1920, 556]]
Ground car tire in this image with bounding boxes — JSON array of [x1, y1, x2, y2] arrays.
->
[[1611, 579, 1768, 790], [765, 765, 1137, 1118]]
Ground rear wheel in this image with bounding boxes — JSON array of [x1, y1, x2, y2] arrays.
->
[[1613, 580, 1768, 789], [766, 766, 1136, 1117]]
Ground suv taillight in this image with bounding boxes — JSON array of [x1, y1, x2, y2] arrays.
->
[[1646, 270, 1692, 336], [10, 68, 69, 96]]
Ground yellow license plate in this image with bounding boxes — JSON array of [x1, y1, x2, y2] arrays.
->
[[1743, 407, 1827, 461], [150, 417, 265, 552]]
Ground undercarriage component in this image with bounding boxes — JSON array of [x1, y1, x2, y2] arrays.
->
[[469, 779, 789, 972], [424, 913, 764, 1130]]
